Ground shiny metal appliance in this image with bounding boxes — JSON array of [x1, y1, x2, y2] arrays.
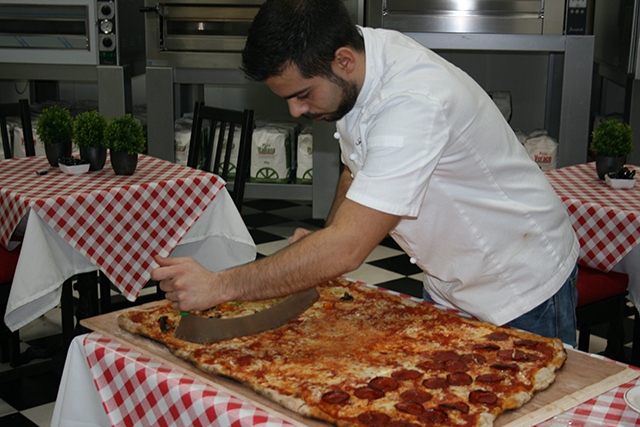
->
[[0, 0, 145, 118], [0, 0, 144, 66], [365, 0, 592, 35], [142, 0, 264, 69]]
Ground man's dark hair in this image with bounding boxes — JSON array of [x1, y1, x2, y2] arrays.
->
[[241, 0, 364, 82]]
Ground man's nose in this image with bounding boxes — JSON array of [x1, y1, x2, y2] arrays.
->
[[287, 99, 308, 118]]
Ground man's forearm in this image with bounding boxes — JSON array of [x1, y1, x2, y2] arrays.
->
[[325, 166, 353, 226]]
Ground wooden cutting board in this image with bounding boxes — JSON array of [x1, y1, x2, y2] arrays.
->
[[81, 302, 640, 427]]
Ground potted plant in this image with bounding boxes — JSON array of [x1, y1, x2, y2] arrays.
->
[[74, 110, 108, 171], [104, 114, 146, 175], [590, 118, 634, 180], [36, 105, 73, 166]]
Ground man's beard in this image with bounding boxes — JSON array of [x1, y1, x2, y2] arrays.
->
[[304, 74, 358, 122]]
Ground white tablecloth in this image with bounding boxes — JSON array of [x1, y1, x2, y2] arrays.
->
[[5, 189, 256, 331], [50, 334, 111, 427]]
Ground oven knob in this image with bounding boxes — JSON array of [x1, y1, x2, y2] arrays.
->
[[102, 37, 113, 48], [100, 19, 114, 34], [101, 4, 112, 16]]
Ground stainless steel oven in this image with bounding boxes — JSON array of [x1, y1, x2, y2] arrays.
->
[[142, 0, 364, 69], [143, 0, 265, 69], [0, 0, 145, 66], [365, 0, 592, 35]]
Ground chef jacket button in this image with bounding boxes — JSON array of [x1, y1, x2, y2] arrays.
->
[[409, 257, 417, 264], [333, 132, 340, 139], [350, 173, 355, 179], [349, 153, 358, 161]]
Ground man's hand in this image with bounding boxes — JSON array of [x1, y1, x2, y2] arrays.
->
[[288, 228, 313, 244], [152, 255, 226, 312]]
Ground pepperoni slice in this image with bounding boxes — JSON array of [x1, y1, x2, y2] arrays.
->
[[447, 373, 473, 386], [469, 390, 498, 405], [370, 376, 399, 391], [358, 411, 390, 427], [472, 343, 501, 352], [498, 349, 528, 361], [523, 353, 541, 362], [439, 402, 470, 414], [444, 360, 469, 373], [400, 389, 432, 403], [484, 331, 510, 341], [431, 350, 461, 361], [461, 353, 487, 365], [476, 373, 505, 383], [395, 400, 425, 415], [354, 386, 385, 400], [490, 362, 519, 371], [514, 339, 540, 347], [321, 390, 350, 404], [389, 420, 421, 427], [422, 377, 449, 389], [417, 360, 444, 371], [391, 369, 423, 380], [418, 408, 448, 423]]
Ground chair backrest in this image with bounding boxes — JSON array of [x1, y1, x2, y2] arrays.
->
[[0, 99, 35, 159], [187, 101, 254, 212]]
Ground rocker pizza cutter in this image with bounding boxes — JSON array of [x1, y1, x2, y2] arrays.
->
[[174, 287, 320, 344]]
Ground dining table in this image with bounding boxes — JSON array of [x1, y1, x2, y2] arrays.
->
[[51, 283, 640, 427], [0, 154, 256, 338], [544, 163, 640, 308]]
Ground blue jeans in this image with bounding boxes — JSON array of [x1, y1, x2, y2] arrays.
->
[[423, 265, 578, 347]]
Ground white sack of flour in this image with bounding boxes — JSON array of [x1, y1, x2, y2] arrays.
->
[[250, 126, 290, 183], [296, 128, 313, 184], [524, 130, 558, 171]]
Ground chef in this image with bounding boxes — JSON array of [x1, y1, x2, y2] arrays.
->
[[153, 0, 580, 346]]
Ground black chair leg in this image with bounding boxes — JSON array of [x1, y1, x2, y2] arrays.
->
[[578, 325, 592, 352], [603, 300, 626, 361]]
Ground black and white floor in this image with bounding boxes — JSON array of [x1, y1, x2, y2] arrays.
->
[[0, 199, 625, 426]]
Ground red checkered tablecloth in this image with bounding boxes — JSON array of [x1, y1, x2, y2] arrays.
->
[[0, 155, 224, 300], [84, 332, 296, 427], [545, 163, 640, 272]]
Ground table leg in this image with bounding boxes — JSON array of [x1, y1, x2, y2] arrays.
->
[[74, 272, 99, 334]]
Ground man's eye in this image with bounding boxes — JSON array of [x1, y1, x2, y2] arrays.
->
[[297, 93, 309, 100]]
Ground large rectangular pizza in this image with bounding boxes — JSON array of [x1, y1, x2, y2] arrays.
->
[[118, 277, 567, 427]]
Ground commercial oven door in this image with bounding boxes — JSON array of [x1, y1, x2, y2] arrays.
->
[[144, 0, 264, 67], [0, 0, 97, 65], [366, 0, 565, 35]]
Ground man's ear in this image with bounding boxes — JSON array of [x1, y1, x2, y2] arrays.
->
[[333, 47, 357, 75]]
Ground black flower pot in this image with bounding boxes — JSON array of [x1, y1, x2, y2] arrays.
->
[[595, 155, 626, 180], [79, 146, 107, 171], [110, 150, 138, 175], [44, 141, 73, 166]]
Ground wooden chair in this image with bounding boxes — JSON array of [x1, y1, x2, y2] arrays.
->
[[576, 264, 629, 362], [0, 99, 35, 159], [187, 100, 255, 213]]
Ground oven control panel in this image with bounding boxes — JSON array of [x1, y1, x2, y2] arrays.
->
[[97, 0, 117, 65], [565, 0, 589, 34]]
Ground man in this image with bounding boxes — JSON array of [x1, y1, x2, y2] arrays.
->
[[153, 0, 579, 345]]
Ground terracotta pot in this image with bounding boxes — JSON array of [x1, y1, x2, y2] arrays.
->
[[44, 141, 73, 166], [79, 146, 107, 171], [595, 155, 626, 180], [110, 150, 138, 175]]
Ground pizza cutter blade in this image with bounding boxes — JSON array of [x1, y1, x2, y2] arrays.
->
[[174, 286, 320, 344]]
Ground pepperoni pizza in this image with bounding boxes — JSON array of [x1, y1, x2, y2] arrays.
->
[[118, 277, 567, 427]]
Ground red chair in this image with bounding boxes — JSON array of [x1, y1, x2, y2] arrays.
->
[[0, 245, 21, 367], [576, 265, 629, 362]]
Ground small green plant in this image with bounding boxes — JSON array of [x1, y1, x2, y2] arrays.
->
[[74, 110, 108, 148], [104, 114, 146, 155], [36, 105, 74, 145], [590, 119, 633, 157]]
